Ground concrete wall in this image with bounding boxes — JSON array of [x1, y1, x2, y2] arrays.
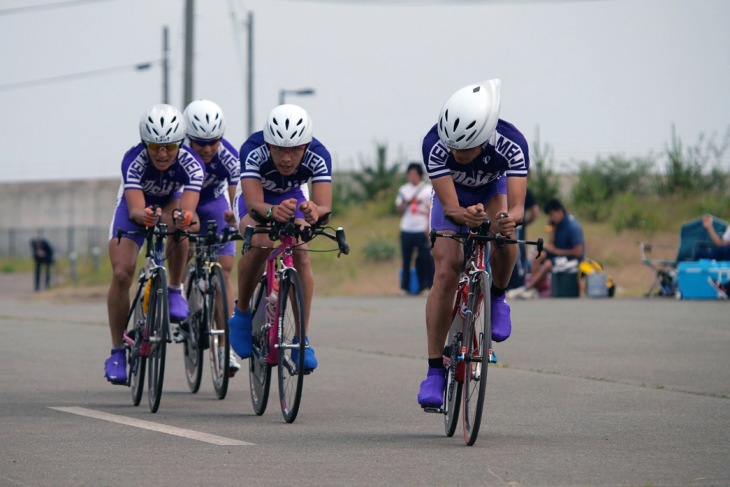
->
[[0, 178, 120, 258]]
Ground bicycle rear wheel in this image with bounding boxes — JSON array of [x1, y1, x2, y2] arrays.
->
[[248, 276, 271, 415], [462, 270, 491, 446], [444, 316, 463, 437], [277, 269, 306, 423], [147, 269, 169, 413], [183, 266, 204, 393], [129, 286, 146, 407], [208, 264, 230, 400]]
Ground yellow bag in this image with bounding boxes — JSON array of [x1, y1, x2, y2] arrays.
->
[[578, 259, 616, 297]]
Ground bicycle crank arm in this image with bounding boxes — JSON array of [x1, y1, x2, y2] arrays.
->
[[421, 406, 446, 414]]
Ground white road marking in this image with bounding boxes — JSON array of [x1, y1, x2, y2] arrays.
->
[[49, 406, 254, 446]]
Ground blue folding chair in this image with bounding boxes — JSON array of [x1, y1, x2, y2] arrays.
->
[[638, 216, 728, 297]]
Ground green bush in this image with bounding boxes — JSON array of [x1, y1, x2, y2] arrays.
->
[[571, 155, 653, 222], [609, 194, 660, 233], [528, 130, 560, 207], [362, 236, 396, 262]]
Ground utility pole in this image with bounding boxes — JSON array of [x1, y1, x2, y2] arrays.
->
[[162, 25, 169, 104], [183, 0, 194, 107], [246, 10, 254, 136]]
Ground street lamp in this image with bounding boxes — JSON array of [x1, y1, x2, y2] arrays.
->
[[279, 87, 315, 105]]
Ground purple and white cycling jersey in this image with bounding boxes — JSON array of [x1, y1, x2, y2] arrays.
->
[[236, 131, 331, 220], [193, 138, 239, 256], [239, 131, 331, 195], [119, 143, 205, 202], [423, 119, 529, 232], [198, 138, 240, 204], [422, 119, 529, 193], [108, 143, 205, 245]]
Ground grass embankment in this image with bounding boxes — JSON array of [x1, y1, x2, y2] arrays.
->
[[3, 193, 726, 298]]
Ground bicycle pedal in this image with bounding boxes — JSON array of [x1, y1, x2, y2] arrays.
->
[[421, 406, 445, 414]]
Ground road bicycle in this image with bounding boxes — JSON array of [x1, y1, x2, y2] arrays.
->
[[117, 220, 178, 413], [243, 211, 349, 423], [427, 219, 543, 445], [175, 220, 240, 399]]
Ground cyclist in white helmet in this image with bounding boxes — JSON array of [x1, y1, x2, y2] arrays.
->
[[104, 104, 205, 385], [417, 80, 530, 408], [229, 104, 332, 371], [183, 99, 242, 376]]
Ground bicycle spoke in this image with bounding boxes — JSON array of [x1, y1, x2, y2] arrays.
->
[[208, 266, 229, 400], [277, 270, 306, 423], [147, 271, 168, 413], [248, 277, 271, 415], [183, 267, 204, 394], [462, 271, 490, 446]]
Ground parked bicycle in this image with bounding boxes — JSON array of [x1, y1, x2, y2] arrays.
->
[[243, 211, 349, 423], [116, 218, 179, 413], [174, 220, 240, 399], [427, 219, 543, 445]]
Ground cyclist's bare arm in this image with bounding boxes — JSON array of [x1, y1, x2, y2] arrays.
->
[[300, 181, 332, 225], [431, 177, 486, 228]]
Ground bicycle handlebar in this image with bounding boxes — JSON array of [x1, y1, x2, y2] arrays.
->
[[429, 219, 544, 256], [242, 210, 349, 256]]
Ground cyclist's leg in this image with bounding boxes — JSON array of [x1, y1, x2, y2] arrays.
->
[[484, 183, 518, 343], [230, 200, 269, 358], [106, 201, 143, 382], [419, 195, 463, 407], [162, 197, 197, 321]]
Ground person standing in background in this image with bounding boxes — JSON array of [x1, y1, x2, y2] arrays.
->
[[395, 162, 434, 295], [30, 237, 54, 291]]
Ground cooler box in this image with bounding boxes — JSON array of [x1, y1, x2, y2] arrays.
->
[[551, 271, 579, 298], [677, 260, 730, 299]]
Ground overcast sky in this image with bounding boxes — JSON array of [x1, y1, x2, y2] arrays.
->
[[1, 0, 728, 182]]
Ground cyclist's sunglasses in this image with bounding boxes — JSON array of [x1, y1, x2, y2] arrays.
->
[[268, 144, 307, 155], [146, 141, 182, 152], [190, 137, 221, 147]]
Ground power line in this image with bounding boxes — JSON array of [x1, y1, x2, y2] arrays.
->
[[0, 62, 157, 92], [0, 0, 118, 16]]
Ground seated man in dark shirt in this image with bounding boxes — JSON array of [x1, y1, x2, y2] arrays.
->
[[508, 198, 584, 299]]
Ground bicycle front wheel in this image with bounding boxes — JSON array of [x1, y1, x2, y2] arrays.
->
[[129, 287, 146, 407], [183, 266, 204, 394], [462, 270, 491, 446], [208, 264, 230, 400], [248, 276, 271, 415], [444, 315, 463, 437], [147, 269, 169, 413], [277, 269, 306, 423]]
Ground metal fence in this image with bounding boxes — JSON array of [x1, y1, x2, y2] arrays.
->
[[1, 226, 108, 259]]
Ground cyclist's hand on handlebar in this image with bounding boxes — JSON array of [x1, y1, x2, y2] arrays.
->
[[173, 209, 192, 231], [300, 200, 320, 225], [272, 198, 297, 222], [143, 206, 161, 227], [464, 203, 487, 228], [496, 212, 516, 238], [223, 210, 237, 228]]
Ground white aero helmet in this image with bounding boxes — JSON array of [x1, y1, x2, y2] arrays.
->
[[139, 104, 186, 144], [184, 99, 226, 140], [263, 104, 313, 147], [437, 79, 501, 150]]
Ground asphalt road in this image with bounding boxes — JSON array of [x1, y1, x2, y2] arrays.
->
[[1, 278, 729, 487]]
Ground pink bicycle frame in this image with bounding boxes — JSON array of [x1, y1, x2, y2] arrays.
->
[[264, 234, 296, 365]]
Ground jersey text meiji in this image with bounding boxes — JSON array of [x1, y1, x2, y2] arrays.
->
[[494, 134, 526, 169]]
